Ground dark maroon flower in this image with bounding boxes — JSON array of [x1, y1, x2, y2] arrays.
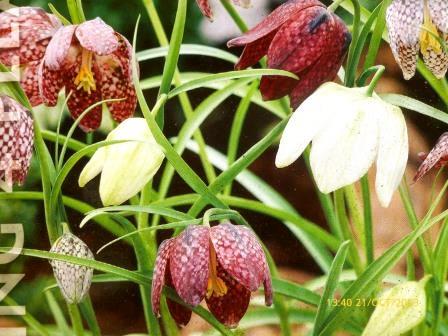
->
[[0, 7, 61, 106], [197, 0, 250, 20], [227, 0, 351, 108], [151, 223, 272, 328], [0, 95, 33, 192], [414, 132, 448, 182], [39, 18, 137, 132]]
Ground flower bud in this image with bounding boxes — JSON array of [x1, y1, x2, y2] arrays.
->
[[362, 277, 429, 336], [78, 118, 165, 206], [50, 233, 94, 304]]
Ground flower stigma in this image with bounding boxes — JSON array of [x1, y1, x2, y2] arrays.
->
[[74, 49, 96, 94], [420, 1, 442, 56], [206, 244, 228, 298]]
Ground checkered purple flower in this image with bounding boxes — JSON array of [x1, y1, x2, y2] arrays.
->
[[151, 223, 273, 328], [0, 95, 33, 192], [0, 7, 61, 106]]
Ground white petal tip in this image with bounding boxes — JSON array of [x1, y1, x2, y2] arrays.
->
[[275, 153, 295, 168]]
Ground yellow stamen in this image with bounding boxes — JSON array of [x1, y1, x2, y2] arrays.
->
[[206, 245, 228, 299], [74, 49, 96, 94], [420, 1, 443, 56]]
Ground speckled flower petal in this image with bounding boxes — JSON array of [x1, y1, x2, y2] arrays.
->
[[428, 0, 448, 33], [66, 62, 103, 132], [97, 34, 137, 123], [227, 0, 324, 48], [420, 35, 448, 79], [169, 226, 210, 306], [151, 238, 176, 317], [289, 15, 350, 108], [210, 223, 267, 292], [75, 18, 119, 56], [21, 61, 42, 106], [205, 262, 251, 328], [196, 0, 213, 19], [38, 61, 66, 107], [414, 132, 448, 182], [165, 267, 192, 326], [49, 233, 94, 304], [386, 0, 424, 80], [44, 25, 76, 70], [235, 31, 276, 70], [260, 6, 332, 100], [0, 96, 33, 189], [0, 7, 60, 66]]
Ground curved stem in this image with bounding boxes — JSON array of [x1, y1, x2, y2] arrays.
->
[[67, 304, 84, 336], [366, 65, 385, 96], [157, 0, 187, 128]]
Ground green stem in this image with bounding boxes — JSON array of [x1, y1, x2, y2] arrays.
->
[[361, 175, 374, 264], [66, 0, 85, 24], [365, 65, 385, 96], [33, 118, 60, 243], [224, 81, 257, 195], [67, 303, 84, 336], [142, 0, 216, 183], [137, 183, 156, 261], [329, 0, 361, 87], [334, 190, 363, 275], [398, 181, 432, 273], [344, 184, 365, 252], [114, 216, 162, 336], [219, 0, 248, 32], [157, 0, 187, 128]]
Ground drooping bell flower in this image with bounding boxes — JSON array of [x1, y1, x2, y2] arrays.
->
[[39, 18, 137, 132], [227, 0, 351, 108], [386, 0, 448, 80], [275, 82, 409, 207], [78, 118, 164, 206], [151, 223, 273, 328], [414, 132, 448, 182], [0, 7, 61, 106], [197, 0, 250, 20], [50, 232, 94, 304], [0, 95, 34, 192]]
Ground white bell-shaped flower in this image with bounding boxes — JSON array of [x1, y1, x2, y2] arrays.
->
[[275, 82, 408, 207], [79, 118, 165, 206]]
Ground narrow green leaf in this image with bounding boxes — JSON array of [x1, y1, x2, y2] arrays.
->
[[313, 241, 351, 335], [137, 44, 239, 64], [381, 93, 448, 125], [167, 69, 298, 98]]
